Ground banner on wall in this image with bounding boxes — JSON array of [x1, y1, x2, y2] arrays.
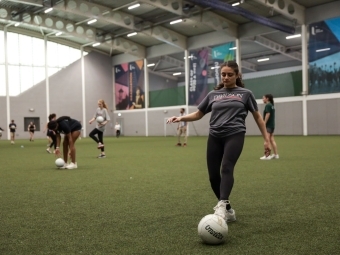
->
[[128, 60, 145, 109], [115, 60, 145, 110], [308, 17, 340, 95], [115, 63, 129, 110], [212, 42, 236, 85], [189, 48, 209, 106]]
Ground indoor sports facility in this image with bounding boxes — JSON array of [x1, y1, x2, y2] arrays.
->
[[0, 0, 339, 254]]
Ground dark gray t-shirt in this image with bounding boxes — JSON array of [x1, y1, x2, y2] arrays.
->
[[197, 87, 258, 137]]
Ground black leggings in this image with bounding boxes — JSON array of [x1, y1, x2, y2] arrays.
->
[[89, 128, 104, 152], [206, 132, 245, 201]]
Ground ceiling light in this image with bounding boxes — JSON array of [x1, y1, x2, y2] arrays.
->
[[229, 47, 237, 50], [173, 72, 181, 76], [170, 19, 183, 25], [232, 2, 240, 6], [127, 32, 137, 37], [128, 3, 140, 10], [316, 48, 330, 52], [257, 58, 270, 62], [286, 34, 301, 39], [14, 23, 20, 27], [56, 32, 62, 36], [93, 43, 100, 47], [147, 63, 155, 67], [44, 8, 53, 13], [87, 19, 97, 24]]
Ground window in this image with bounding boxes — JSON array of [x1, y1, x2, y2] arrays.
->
[[0, 31, 86, 96], [24, 117, 40, 131]]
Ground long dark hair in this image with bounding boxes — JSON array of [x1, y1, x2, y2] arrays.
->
[[214, 60, 244, 90], [264, 94, 274, 105]]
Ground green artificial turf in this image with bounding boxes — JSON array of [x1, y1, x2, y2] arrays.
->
[[0, 136, 339, 255]]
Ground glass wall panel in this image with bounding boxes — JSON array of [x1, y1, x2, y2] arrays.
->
[[0, 31, 4, 64], [8, 66, 20, 96], [7, 33, 19, 65], [19, 35, 33, 65], [0, 65, 5, 96]]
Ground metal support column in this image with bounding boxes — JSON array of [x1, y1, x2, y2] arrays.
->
[[144, 58, 149, 137], [301, 24, 308, 136]]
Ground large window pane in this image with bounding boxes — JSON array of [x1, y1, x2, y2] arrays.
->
[[20, 66, 33, 92], [19, 35, 33, 65], [58, 44, 70, 67], [0, 31, 4, 64], [32, 37, 45, 66], [33, 67, 45, 85], [48, 67, 61, 77], [47, 41, 59, 67], [8, 65, 20, 96], [0, 65, 5, 96], [7, 33, 19, 64]]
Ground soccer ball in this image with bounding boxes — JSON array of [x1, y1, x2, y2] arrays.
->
[[96, 116, 104, 123], [198, 214, 228, 245], [55, 158, 65, 168]]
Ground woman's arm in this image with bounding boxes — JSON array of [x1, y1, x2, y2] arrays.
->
[[252, 111, 271, 155], [263, 112, 270, 125], [167, 110, 204, 123]]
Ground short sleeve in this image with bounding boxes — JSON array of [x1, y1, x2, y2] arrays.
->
[[197, 92, 212, 114], [58, 121, 71, 135], [104, 109, 111, 121], [246, 92, 258, 113], [264, 104, 271, 113]]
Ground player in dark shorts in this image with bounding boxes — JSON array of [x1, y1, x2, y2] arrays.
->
[[28, 122, 36, 141], [9, 120, 17, 145], [48, 116, 82, 169]]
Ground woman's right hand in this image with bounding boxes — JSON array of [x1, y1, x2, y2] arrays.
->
[[166, 116, 180, 123]]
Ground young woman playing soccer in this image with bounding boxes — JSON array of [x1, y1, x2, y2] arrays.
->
[[28, 122, 36, 141], [47, 116, 82, 169], [167, 61, 270, 223], [260, 94, 279, 160], [88, 99, 110, 158]]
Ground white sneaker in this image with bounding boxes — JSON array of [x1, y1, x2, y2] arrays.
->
[[66, 162, 77, 169], [226, 209, 236, 222], [272, 154, 279, 159], [58, 163, 68, 169], [260, 155, 272, 160], [213, 200, 235, 223]]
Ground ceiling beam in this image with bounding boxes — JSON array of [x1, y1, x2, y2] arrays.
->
[[143, 26, 187, 49], [190, 11, 238, 38], [0, 6, 145, 57], [254, 35, 301, 61], [241, 60, 257, 72], [53, 0, 187, 49], [141, 0, 238, 37], [160, 55, 185, 68], [5, 0, 43, 7], [252, 0, 305, 25], [139, 0, 184, 16]]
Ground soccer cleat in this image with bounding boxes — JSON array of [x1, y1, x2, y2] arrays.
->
[[260, 155, 272, 160], [97, 143, 104, 149], [183, 143, 187, 147], [97, 154, 106, 158], [46, 148, 51, 153], [176, 143, 181, 146], [272, 154, 279, 159], [66, 162, 77, 169]]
